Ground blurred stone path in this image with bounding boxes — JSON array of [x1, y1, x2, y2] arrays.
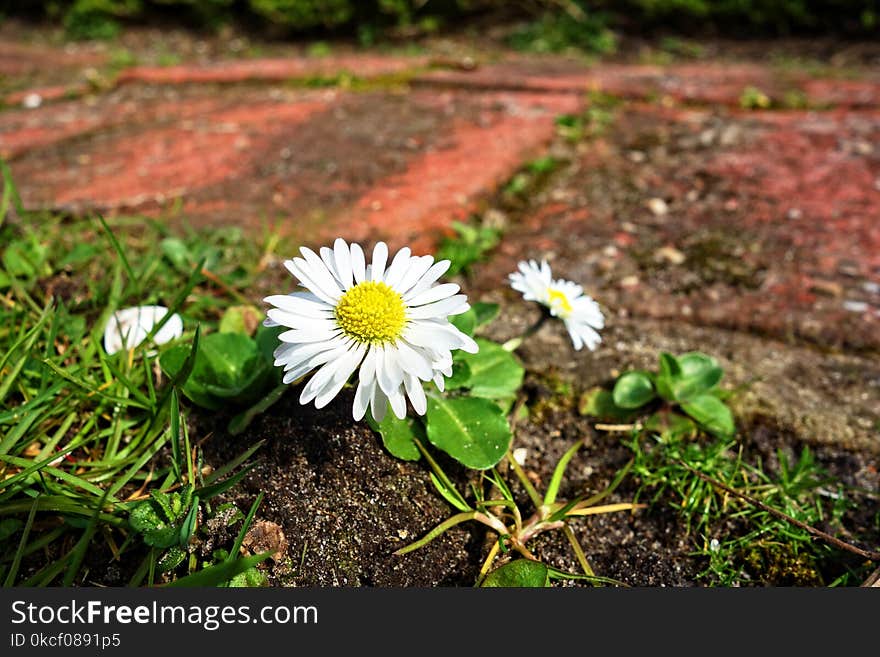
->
[[1, 36, 878, 356]]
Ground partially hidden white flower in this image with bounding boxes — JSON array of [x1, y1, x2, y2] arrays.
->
[[509, 259, 604, 351], [102, 305, 184, 355], [264, 238, 479, 422]]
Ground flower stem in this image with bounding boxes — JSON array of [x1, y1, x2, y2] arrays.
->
[[501, 311, 550, 352]]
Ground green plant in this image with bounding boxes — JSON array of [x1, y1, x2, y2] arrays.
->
[[158, 320, 284, 433], [388, 424, 638, 587], [622, 428, 877, 585], [435, 220, 501, 277], [507, 9, 617, 55], [585, 351, 736, 439], [740, 85, 772, 109], [0, 163, 279, 587]]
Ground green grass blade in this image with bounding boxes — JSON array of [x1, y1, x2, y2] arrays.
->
[[203, 439, 265, 485], [143, 256, 206, 350], [95, 214, 139, 294], [544, 439, 584, 507], [414, 437, 471, 512], [0, 157, 25, 227], [3, 496, 39, 586], [429, 472, 472, 513], [0, 495, 122, 524], [162, 552, 272, 587], [170, 389, 182, 482], [394, 511, 480, 555], [40, 360, 151, 410], [0, 301, 53, 405], [195, 462, 258, 501], [227, 491, 264, 564], [62, 491, 109, 586], [0, 455, 118, 502]]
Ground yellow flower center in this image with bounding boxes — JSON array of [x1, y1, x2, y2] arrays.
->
[[547, 288, 573, 316], [335, 281, 407, 344]]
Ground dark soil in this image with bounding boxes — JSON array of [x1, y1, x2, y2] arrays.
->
[[181, 324, 878, 587]]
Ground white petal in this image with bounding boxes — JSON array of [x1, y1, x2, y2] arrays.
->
[[283, 259, 338, 306], [275, 340, 331, 367], [370, 242, 388, 282], [278, 326, 341, 343], [404, 374, 427, 415], [406, 283, 460, 307], [353, 377, 374, 421], [319, 247, 342, 285], [266, 309, 335, 330], [350, 242, 367, 284], [432, 371, 446, 392], [383, 247, 412, 290], [376, 345, 404, 397], [359, 345, 378, 384], [315, 344, 366, 408], [406, 295, 469, 320], [263, 294, 332, 318], [387, 387, 407, 419], [283, 362, 316, 384], [395, 340, 434, 380], [333, 238, 354, 290], [403, 322, 461, 351], [370, 385, 388, 422], [300, 356, 345, 405], [402, 260, 451, 301], [103, 305, 182, 354], [393, 255, 434, 296], [298, 248, 344, 300], [566, 320, 602, 351]]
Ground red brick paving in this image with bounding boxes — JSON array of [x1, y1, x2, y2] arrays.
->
[[2, 43, 879, 349], [344, 91, 581, 252], [115, 55, 428, 86], [476, 102, 880, 350], [0, 41, 106, 77]]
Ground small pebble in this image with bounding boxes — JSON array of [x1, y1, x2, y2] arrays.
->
[[647, 197, 668, 216], [22, 93, 42, 109]]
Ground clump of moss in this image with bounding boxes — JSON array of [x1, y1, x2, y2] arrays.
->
[[742, 542, 823, 586]]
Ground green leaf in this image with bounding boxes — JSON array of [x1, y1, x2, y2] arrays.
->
[[219, 306, 257, 335], [161, 237, 193, 273], [425, 395, 512, 470], [157, 546, 187, 573], [472, 302, 500, 328], [577, 388, 636, 421], [450, 308, 476, 336], [644, 410, 698, 442], [612, 371, 656, 409], [227, 567, 269, 587], [655, 352, 681, 401], [680, 394, 735, 439], [444, 360, 471, 390], [670, 352, 724, 401], [455, 338, 524, 400], [160, 332, 274, 410], [366, 412, 422, 461], [481, 559, 551, 587]]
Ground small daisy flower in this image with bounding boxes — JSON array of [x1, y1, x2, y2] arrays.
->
[[103, 305, 183, 355], [509, 259, 604, 351], [264, 238, 478, 422]]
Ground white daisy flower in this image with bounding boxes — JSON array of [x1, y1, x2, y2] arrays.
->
[[264, 238, 479, 421], [509, 259, 604, 351], [103, 305, 183, 355]]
